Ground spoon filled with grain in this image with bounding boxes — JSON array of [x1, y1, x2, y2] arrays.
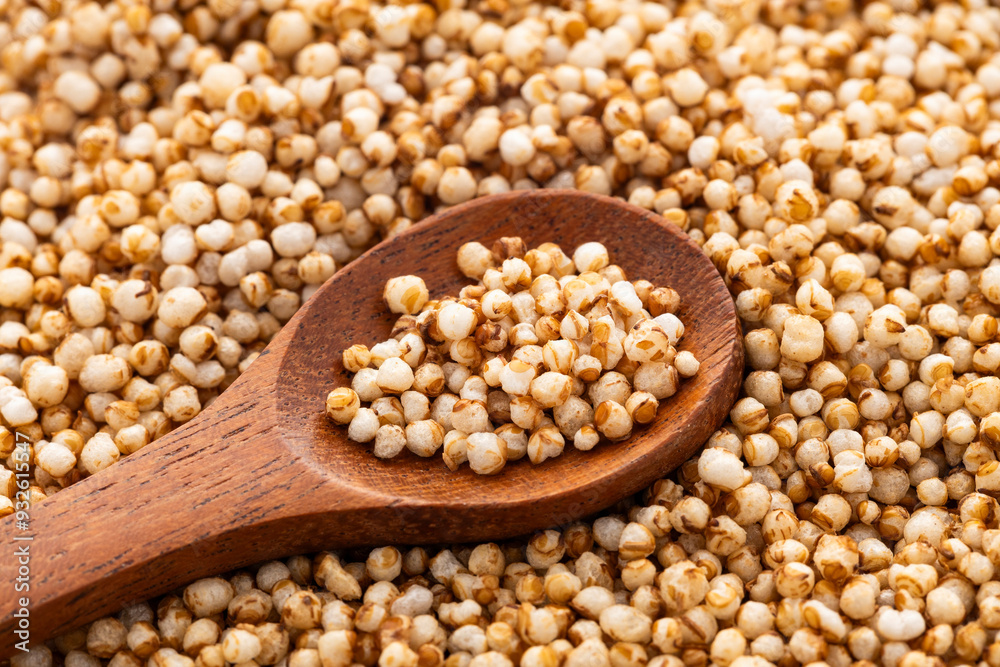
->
[[0, 190, 742, 652]]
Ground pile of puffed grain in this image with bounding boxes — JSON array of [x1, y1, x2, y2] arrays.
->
[[325, 239, 697, 474], [2, 0, 1000, 664]]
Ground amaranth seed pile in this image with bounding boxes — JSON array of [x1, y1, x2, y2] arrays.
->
[[1, 0, 1000, 665]]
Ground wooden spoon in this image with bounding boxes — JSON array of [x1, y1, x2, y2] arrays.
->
[[0, 190, 742, 655]]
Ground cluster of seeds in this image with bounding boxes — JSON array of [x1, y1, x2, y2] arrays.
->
[[325, 239, 697, 474], [25, 484, 1000, 667], [1, 0, 1000, 659]]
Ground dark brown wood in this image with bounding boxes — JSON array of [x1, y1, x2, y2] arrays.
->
[[0, 190, 742, 656]]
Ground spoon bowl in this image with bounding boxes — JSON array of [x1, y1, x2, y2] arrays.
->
[[0, 190, 742, 654]]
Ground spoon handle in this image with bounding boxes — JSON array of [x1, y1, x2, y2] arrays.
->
[[0, 347, 356, 656]]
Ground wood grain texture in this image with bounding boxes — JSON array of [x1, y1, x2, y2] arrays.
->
[[0, 190, 742, 656]]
